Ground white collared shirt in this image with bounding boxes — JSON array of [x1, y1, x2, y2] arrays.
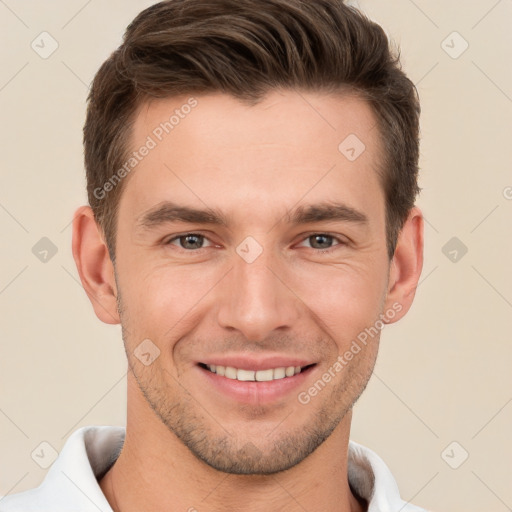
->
[[0, 426, 429, 511]]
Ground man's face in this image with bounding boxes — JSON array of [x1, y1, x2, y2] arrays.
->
[[113, 90, 392, 474]]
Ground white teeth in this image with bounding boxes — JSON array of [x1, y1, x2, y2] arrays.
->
[[225, 366, 237, 379], [273, 367, 286, 379], [255, 369, 274, 381], [237, 369, 255, 381], [205, 364, 304, 381]]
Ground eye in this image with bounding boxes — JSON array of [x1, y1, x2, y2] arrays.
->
[[297, 233, 346, 253], [165, 233, 215, 251]]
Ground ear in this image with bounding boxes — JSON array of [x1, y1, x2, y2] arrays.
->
[[383, 206, 424, 324], [71, 205, 120, 325]]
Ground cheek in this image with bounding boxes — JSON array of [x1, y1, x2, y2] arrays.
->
[[116, 243, 389, 351], [288, 259, 388, 342], [117, 257, 222, 337]]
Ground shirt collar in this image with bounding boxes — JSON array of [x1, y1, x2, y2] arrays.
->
[[0, 426, 427, 511]]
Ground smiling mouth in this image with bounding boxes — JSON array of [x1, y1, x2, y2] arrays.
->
[[198, 363, 316, 382]]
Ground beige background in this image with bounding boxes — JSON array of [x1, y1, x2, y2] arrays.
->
[[1, 1, 511, 511]]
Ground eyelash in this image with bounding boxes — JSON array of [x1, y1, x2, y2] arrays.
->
[[164, 232, 347, 255]]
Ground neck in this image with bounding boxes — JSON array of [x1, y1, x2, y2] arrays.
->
[[99, 377, 366, 512]]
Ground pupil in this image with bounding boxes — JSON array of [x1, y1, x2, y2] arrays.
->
[[180, 235, 332, 250], [183, 235, 202, 249], [312, 234, 331, 249]]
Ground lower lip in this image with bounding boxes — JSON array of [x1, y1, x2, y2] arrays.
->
[[197, 365, 316, 405]]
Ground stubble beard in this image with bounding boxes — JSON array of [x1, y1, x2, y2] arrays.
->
[[115, 282, 378, 476], [121, 331, 377, 476]]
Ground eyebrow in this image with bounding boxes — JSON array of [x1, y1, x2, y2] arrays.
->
[[288, 202, 368, 225], [135, 200, 369, 230]]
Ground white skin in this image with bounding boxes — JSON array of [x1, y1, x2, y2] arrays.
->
[[72, 89, 423, 512]]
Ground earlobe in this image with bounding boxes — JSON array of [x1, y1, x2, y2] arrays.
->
[[383, 206, 424, 324], [71, 206, 120, 325]]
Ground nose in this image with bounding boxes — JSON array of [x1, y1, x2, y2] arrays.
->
[[216, 244, 300, 342]]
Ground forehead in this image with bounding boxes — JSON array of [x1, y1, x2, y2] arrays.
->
[[132, 89, 379, 153], [120, 90, 385, 227]]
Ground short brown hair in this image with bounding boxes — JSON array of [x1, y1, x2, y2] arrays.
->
[[84, 0, 420, 263]]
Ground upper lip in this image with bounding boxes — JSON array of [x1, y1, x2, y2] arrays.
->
[[198, 355, 316, 371]]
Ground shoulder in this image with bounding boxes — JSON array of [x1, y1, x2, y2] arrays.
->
[[0, 425, 125, 512], [348, 440, 431, 512]]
